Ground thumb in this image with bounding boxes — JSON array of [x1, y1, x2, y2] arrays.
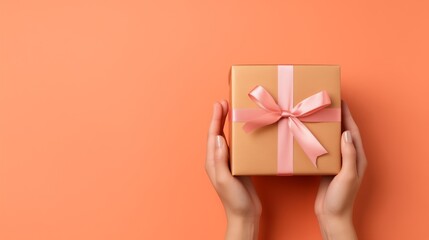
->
[[214, 135, 232, 182], [340, 131, 357, 176]]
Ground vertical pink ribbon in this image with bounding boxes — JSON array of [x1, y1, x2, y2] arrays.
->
[[277, 66, 294, 174], [232, 65, 341, 175]]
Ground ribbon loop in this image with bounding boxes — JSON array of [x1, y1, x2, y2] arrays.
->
[[292, 90, 331, 117], [248, 86, 282, 113]]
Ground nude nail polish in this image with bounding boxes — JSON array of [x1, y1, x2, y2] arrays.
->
[[344, 131, 353, 143], [216, 135, 223, 148]]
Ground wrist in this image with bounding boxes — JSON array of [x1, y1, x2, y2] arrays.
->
[[225, 213, 260, 240], [318, 215, 357, 240]]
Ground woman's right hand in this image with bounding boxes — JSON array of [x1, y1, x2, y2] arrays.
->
[[315, 101, 368, 240]]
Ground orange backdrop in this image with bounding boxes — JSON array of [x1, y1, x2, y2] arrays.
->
[[1, 1, 428, 239]]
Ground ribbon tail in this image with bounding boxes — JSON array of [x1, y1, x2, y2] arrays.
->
[[288, 117, 327, 167], [242, 112, 282, 133]]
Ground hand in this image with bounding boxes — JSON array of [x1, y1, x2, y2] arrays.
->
[[315, 101, 368, 240], [205, 100, 261, 240]]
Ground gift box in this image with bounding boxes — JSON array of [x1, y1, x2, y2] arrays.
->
[[229, 65, 341, 175]]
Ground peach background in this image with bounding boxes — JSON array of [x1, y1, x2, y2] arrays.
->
[[0, 1, 428, 239]]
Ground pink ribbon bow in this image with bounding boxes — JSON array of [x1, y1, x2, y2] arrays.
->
[[241, 85, 332, 167]]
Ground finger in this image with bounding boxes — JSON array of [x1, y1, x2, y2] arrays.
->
[[240, 177, 257, 198], [316, 176, 332, 198], [206, 102, 223, 180], [342, 101, 362, 151], [341, 101, 358, 132], [214, 135, 233, 186], [208, 102, 223, 136], [342, 101, 367, 178], [356, 152, 367, 179], [315, 176, 333, 215], [240, 177, 261, 212], [339, 130, 358, 178], [220, 100, 229, 135]]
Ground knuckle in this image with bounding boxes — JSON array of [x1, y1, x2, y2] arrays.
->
[[343, 172, 359, 184], [343, 148, 357, 159], [351, 123, 359, 131], [362, 159, 368, 168], [205, 160, 212, 170], [346, 145, 357, 153], [361, 161, 368, 174], [256, 203, 262, 214], [215, 175, 229, 188], [314, 206, 322, 216], [350, 127, 360, 136]]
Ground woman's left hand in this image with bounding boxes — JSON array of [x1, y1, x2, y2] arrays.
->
[[205, 100, 261, 240]]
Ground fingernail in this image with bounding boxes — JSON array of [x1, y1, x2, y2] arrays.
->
[[216, 135, 223, 148], [344, 131, 353, 143]]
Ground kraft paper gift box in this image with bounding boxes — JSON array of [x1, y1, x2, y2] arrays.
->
[[230, 65, 341, 175]]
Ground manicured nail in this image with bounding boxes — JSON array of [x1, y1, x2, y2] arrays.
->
[[344, 131, 353, 143], [216, 135, 223, 148]]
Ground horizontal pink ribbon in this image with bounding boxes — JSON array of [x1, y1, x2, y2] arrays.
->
[[232, 66, 340, 174]]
